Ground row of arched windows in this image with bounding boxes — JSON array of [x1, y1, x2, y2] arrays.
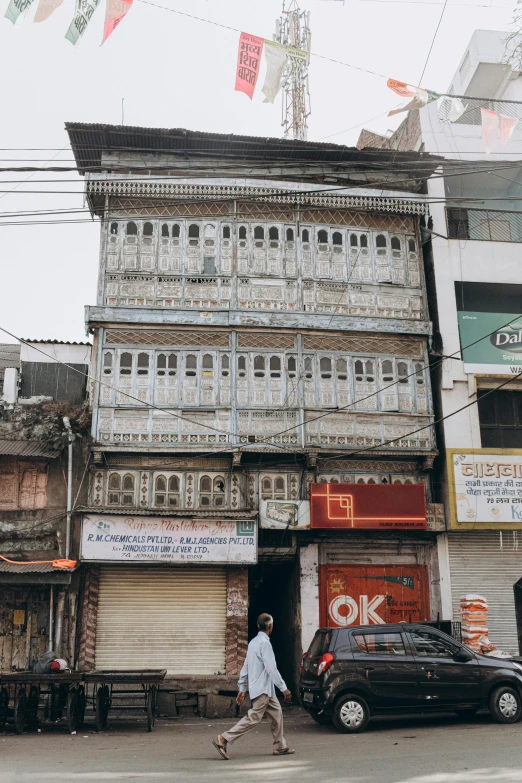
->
[[107, 473, 226, 508]]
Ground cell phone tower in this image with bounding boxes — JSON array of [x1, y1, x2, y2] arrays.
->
[[275, 1, 311, 141]]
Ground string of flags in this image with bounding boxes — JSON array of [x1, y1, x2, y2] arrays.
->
[[235, 32, 308, 104], [5, 0, 132, 44]]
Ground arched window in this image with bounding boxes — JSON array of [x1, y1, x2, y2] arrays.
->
[[237, 355, 246, 377], [269, 356, 281, 377], [261, 477, 272, 499], [161, 224, 169, 238], [157, 354, 166, 376], [269, 227, 279, 240], [286, 227, 294, 241], [274, 477, 285, 497], [103, 352, 113, 375], [108, 473, 121, 504], [199, 475, 225, 507], [382, 359, 394, 383], [110, 222, 118, 235], [320, 357, 332, 378], [360, 234, 368, 248], [119, 352, 132, 375], [254, 355, 266, 377], [287, 356, 297, 378], [202, 354, 214, 373], [318, 229, 328, 243], [261, 475, 286, 500], [185, 355, 197, 376], [398, 362, 409, 384], [415, 362, 425, 386], [172, 224, 180, 238], [121, 474, 135, 505], [350, 233, 358, 247], [126, 221, 137, 236], [154, 475, 167, 506], [355, 359, 374, 382], [304, 357, 313, 379], [155, 475, 180, 507], [254, 226, 265, 240], [239, 226, 247, 240], [336, 358, 347, 380], [168, 355, 177, 375], [408, 238, 416, 253], [302, 228, 310, 243], [137, 353, 149, 376], [332, 231, 343, 246], [188, 224, 200, 238], [143, 222, 153, 237], [221, 354, 230, 377], [223, 226, 231, 239], [391, 236, 401, 251], [376, 234, 387, 248]]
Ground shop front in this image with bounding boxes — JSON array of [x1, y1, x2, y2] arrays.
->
[[445, 449, 522, 655], [299, 483, 442, 653], [77, 513, 256, 716]]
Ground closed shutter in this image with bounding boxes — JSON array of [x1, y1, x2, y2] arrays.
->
[[448, 532, 522, 654], [95, 567, 227, 674]]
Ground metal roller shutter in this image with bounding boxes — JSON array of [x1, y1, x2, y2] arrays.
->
[[95, 567, 227, 674], [448, 532, 522, 654]]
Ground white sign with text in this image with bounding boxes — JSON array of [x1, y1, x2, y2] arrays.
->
[[453, 453, 522, 525]]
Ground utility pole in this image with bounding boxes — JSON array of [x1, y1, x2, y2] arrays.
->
[[274, 0, 311, 141]]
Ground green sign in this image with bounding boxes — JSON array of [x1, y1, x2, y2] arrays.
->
[[458, 311, 522, 374]]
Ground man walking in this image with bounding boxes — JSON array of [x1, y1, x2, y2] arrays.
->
[[212, 613, 295, 760]]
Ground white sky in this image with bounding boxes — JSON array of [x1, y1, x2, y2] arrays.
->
[[0, 0, 516, 343]]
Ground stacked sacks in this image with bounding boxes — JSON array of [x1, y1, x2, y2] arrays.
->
[[460, 594, 489, 651]]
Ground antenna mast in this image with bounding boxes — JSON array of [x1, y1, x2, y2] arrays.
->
[[275, 1, 311, 141]]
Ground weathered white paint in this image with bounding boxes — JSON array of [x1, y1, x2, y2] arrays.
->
[[1, 367, 18, 404], [300, 543, 319, 653], [20, 342, 91, 365], [437, 533, 454, 620]]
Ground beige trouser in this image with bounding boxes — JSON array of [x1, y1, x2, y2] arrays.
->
[[222, 694, 287, 750]]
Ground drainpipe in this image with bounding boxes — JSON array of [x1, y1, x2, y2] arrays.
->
[[63, 417, 74, 560], [48, 585, 54, 652]]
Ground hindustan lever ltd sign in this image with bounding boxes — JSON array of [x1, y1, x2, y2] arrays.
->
[[310, 483, 427, 530]]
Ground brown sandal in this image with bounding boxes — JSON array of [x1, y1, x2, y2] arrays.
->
[[273, 748, 295, 756], [212, 737, 229, 760]]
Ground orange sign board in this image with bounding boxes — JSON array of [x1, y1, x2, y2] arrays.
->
[[310, 483, 426, 530], [320, 564, 430, 628]]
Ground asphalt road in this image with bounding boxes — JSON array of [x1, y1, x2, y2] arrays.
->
[[2, 706, 522, 783]]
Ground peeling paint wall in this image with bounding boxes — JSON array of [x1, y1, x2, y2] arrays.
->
[[300, 543, 319, 653]]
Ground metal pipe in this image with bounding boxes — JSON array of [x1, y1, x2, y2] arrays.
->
[[54, 591, 65, 657], [48, 584, 54, 652], [63, 417, 73, 560]]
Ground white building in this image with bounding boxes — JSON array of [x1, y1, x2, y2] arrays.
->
[[360, 29, 522, 653]]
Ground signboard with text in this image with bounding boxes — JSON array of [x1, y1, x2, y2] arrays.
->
[[310, 483, 426, 530], [81, 515, 257, 564], [458, 311, 522, 375], [260, 500, 310, 529], [448, 449, 522, 529]]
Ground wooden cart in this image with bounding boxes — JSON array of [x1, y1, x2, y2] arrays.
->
[[0, 671, 85, 734], [82, 670, 166, 732]]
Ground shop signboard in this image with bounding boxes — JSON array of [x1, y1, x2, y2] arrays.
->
[[310, 483, 426, 530], [259, 500, 310, 529], [81, 514, 257, 564], [319, 564, 430, 627], [457, 311, 522, 374], [448, 448, 522, 529]]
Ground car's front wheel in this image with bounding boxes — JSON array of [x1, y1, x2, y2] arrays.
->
[[332, 694, 370, 733], [308, 709, 332, 725], [489, 685, 522, 724]]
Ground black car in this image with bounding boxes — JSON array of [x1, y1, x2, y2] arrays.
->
[[299, 623, 522, 733]]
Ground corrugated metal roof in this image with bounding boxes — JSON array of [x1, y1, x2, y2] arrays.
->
[[0, 440, 59, 458], [65, 122, 443, 181], [0, 561, 58, 573], [22, 339, 92, 346], [0, 344, 20, 368], [79, 506, 257, 518]]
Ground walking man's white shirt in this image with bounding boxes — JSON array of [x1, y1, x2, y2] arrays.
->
[[212, 613, 295, 760]]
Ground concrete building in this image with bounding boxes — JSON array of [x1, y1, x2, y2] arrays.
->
[[0, 341, 91, 670], [359, 30, 522, 653], [67, 123, 446, 715]]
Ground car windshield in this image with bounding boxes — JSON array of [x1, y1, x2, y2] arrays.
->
[[308, 630, 331, 658]]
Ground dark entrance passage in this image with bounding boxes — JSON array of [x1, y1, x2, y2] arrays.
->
[[514, 578, 522, 654], [248, 560, 300, 693]]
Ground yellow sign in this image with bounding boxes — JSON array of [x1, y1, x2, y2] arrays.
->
[[13, 609, 25, 626], [447, 448, 522, 529]]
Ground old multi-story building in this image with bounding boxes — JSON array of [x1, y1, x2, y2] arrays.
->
[[67, 123, 444, 714]]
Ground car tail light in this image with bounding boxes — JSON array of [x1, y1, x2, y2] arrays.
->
[[300, 653, 307, 674], [317, 652, 336, 676]]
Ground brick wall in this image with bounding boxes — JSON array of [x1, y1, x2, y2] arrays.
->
[[225, 567, 248, 676], [77, 565, 100, 671]]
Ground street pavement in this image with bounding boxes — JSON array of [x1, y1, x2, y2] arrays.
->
[[2, 705, 522, 783]]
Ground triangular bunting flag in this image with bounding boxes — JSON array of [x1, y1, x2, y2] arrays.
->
[[481, 108, 498, 154], [34, 0, 64, 22], [500, 114, 518, 147]]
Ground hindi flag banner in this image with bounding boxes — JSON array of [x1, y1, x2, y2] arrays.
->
[[34, 0, 63, 22], [500, 114, 518, 147], [235, 32, 264, 99], [5, 0, 37, 24], [261, 40, 288, 103], [481, 108, 498, 154], [387, 78, 439, 116], [102, 0, 132, 43], [65, 0, 102, 44]]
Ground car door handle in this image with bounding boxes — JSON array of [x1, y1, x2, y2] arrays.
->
[[423, 668, 439, 679], [364, 666, 375, 679]]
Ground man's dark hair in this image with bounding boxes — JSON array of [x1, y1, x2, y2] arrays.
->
[[257, 613, 273, 631]]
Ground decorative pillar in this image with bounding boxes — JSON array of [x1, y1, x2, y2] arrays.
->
[[225, 567, 249, 676]]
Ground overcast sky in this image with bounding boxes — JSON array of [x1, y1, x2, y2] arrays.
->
[[0, 0, 516, 343]]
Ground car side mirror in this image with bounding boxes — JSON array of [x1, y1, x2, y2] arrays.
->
[[454, 650, 473, 662]]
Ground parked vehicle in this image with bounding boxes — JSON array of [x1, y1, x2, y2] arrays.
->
[[299, 623, 522, 733]]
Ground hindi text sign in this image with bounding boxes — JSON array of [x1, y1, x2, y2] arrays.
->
[[235, 32, 264, 99]]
